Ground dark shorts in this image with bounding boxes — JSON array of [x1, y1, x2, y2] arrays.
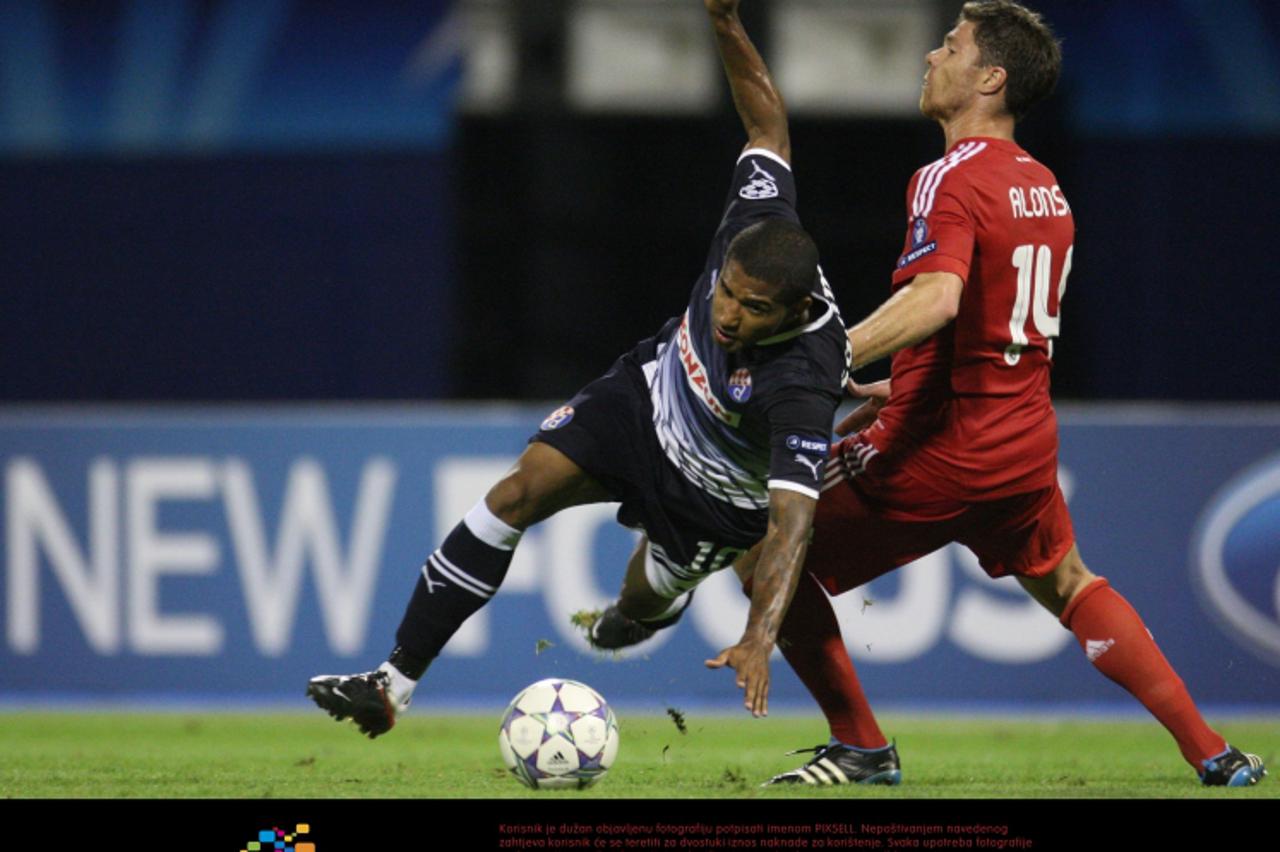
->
[[805, 433, 1076, 595], [530, 350, 763, 589]]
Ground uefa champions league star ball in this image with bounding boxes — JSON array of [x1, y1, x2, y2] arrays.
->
[[498, 678, 620, 789]]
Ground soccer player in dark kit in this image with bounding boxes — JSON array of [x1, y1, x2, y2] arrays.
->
[[605, 0, 1267, 789], [307, 0, 851, 737]]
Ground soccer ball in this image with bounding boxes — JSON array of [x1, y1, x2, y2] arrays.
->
[[498, 678, 620, 789]]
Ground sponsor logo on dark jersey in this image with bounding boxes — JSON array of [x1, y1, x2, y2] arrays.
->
[[728, 368, 753, 403], [786, 435, 829, 455], [793, 454, 824, 480], [676, 312, 741, 427], [911, 216, 929, 248], [540, 405, 574, 430], [897, 241, 937, 269]]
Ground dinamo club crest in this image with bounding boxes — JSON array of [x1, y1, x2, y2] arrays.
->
[[728, 368, 753, 403], [540, 405, 575, 430]]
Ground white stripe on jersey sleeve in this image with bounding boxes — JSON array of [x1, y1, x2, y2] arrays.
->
[[913, 141, 975, 217], [913, 142, 987, 218], [920, 142, 986, 216], [737, 146, 792, 171], [767, 479, 820, 500], [913, 142, 972, 217]]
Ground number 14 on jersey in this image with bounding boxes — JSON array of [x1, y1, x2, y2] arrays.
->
[[1006, 243, 1073, 365]]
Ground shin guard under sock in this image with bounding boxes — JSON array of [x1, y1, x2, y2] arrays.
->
[[393, 500, 523, 668], [1060, 577, 1226, 768]]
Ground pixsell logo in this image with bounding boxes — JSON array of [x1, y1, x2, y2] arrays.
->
[[1191, 453, 1280, 666], [240, 824, 313, 852]]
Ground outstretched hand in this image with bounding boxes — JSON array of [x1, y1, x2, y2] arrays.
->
[[705, 639, 772, 717], [834, 379, 891, 437]]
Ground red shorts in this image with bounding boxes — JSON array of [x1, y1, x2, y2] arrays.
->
[[807, 435, 1075, 595]]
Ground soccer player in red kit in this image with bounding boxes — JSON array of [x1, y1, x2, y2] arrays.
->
[[719, 0, 1267, 788]]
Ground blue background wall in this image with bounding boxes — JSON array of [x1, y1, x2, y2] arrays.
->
[[2, 406, 1277, 712]]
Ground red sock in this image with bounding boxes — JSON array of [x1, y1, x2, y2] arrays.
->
[[1060, 577, 1226, 769], [745, 572, 887, 749]]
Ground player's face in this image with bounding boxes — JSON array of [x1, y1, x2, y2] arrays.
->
[[920, 20, 986, 120], [711, 259, 808, 353]]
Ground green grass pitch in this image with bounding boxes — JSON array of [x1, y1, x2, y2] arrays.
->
[[1, 711, 1275, 799]]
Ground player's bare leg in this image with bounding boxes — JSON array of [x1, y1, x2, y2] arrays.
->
[[1015, 543, 1095, 616], [309, 443, 613, 737], [588, 537, 696, 649], [1020, 544, 1266, 786], [483, 442, 616, 529], [616, 537, 673, 619]]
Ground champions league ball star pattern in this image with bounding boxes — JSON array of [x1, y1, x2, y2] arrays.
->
[[499, 679, 620, 789]]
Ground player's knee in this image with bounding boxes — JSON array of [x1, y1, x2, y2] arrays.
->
[[484, 469, 544, 530], [1048, 546, 1096, 607], [1059, 549, 1094, 591], [618, 572, 680, 621], [1020, 545, 1094, 616], [484, 443, 593, 529]]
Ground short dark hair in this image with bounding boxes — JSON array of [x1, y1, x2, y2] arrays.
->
[[960, 0, 1062, 121], [724, 219, 818, 307]]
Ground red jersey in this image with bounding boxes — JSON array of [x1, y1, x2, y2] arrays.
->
[[866, 136, 1075, 500]]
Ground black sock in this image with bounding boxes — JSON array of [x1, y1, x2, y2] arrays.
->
[[388, 645, 430, 681], [393, 501, 522, 667]]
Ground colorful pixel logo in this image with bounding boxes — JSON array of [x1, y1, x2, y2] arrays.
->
[[240, 824, 314, 852]]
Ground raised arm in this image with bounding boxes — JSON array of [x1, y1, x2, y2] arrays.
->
[[706, 0, 790, 163]]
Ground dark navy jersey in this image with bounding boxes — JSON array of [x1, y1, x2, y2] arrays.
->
[[643, 148, 851, 510]]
